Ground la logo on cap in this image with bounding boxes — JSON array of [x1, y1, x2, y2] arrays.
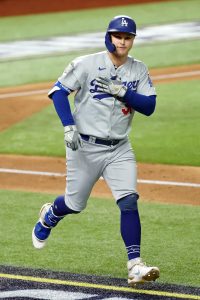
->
[[121, 17, 128, 27]]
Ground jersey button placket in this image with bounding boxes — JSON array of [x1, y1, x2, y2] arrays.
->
[[109, 97, 117, 139]]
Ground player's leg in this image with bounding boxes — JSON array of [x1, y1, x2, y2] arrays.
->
[[103, 140, 159, 284], [117, 194, 159, 285], [32, 142, 104, 249], [117, 193, 141, 261], [103, 140, 141, 259], [32, 195, 80, 249]]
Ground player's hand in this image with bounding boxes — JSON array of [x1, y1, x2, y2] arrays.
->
[[96, 77, 127, 98], [64, 125, 83, 151]]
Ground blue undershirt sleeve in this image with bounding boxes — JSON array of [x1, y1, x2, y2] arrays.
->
[[124, 89, 156, 116], [51, 89, 75, 126]]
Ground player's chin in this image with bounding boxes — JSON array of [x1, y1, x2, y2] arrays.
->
[[116, 48, 129, 56]]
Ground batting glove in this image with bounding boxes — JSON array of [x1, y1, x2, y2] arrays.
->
[[64, 125, 83, 151], [96, 77, 127, 98]]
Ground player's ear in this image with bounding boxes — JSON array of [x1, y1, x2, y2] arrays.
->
[[105, 32, 116, 53]]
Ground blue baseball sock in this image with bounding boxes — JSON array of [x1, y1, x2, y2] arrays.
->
[[52, 195, 80, 216], [120, 209, 141, 260], [44, 195, 80, 227], [53, 195, 73, 216]]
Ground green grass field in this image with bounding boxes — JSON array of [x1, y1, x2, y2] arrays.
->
[[0, 0, 199, 42], [1, 39, 200, 87], [0, 189, 199, 287], [0, 79, 199, 165], [0, 0, 199, 87], [0, 0, 200, 288]]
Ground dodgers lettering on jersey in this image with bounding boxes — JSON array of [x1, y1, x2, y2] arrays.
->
[[57, 51, 156, 139]]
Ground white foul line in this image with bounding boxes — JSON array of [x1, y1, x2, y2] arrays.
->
[[0, 89, 49, 99], [0, 168, 65, 177], [0, 168, 199, 188], [137, 179, 200, 188], [152, 70, 200, 80]]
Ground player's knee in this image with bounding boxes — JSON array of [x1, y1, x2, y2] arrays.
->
[[117, 193, 139, 211]]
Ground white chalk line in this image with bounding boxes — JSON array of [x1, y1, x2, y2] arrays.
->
[[0, 69, 200, 99], [0, 168, 65, 177], [0, 168, 200, 188], [0, 89, 49, 99], [152, 70, 200, 80]]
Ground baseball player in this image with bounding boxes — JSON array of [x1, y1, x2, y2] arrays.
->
[[32, 15, 160, 286]]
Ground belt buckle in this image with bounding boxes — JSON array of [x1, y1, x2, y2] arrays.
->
[[89, 136, 96, 143], [110, 140, 116, 146], [111, 139, 119, 146]]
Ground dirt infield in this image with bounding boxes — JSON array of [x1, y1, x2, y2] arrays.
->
[[0, 154, 200, 206], [0, 64, 200, 206]]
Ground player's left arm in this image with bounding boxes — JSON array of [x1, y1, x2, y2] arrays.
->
[[126, 65, 156, 116], [121, 89, 156, 116], [96, 67, 156, 116]]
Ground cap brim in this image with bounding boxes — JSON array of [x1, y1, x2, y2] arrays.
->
[[108, 29, 136, 35]]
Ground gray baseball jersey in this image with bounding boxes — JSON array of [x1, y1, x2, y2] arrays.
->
[[52, 50, 156, 211], [58, 50, 156, 140]]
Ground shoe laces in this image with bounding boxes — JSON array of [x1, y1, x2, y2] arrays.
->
[[128, 258, 147, 271], [132, 259, 147, 269], [133, 262, 146, 271]]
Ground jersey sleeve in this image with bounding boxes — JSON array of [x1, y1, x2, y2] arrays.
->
[[137, 63, 156, 96], [58, 57, 86, 91]]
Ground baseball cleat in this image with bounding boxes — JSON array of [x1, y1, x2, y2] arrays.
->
[[127, 257, 160, 286], [32, 203, 52, 249]]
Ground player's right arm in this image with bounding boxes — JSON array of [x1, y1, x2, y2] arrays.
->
[[48, 58, 83, 126], [48, 81, 75, 127], [48, 77, 82, 151]]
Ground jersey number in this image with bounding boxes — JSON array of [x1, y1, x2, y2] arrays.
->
[[122, 107, 132, 115]]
